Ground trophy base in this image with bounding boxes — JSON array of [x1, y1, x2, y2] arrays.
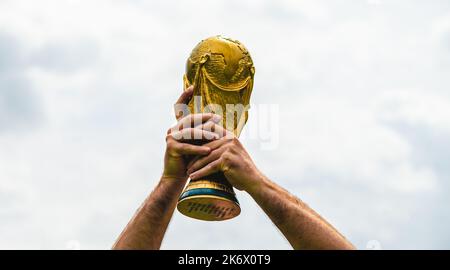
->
[[177, 179, 241, 221]]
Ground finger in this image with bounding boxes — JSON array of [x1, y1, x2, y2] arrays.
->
[[201, 136, 233, 151], [198, 122, 230, 138], [174, 86, 194, 120], [173, 142, 211, 156], [170, 128, 220, 141], [176, 85, 194, 105], [186, 155, 201, 169], [174, 113, 221, 131], [187, 146, 224, 174], [183, 123, 223, 167], [189, 158, 222, 180]]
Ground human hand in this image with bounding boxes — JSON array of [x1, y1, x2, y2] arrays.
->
[[163, 86, 231, 181], [163, 111, 228, 181], [186, 134, 263, 192]]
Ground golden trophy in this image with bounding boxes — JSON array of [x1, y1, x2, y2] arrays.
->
[[176, 35, 255, 221]]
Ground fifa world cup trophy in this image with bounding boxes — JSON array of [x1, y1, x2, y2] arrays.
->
[[176, 36, 255, 221]]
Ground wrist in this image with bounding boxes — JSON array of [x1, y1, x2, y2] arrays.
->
[[142, 176, 187, 209], [140, 176, 186, 220], [243, 169, 270, 197], [160, 174, 189, 183], [161, 165, 189, 183], [159, 175, 189, 193]]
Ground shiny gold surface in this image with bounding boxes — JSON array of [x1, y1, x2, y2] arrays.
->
[[177, 195, 241, 221], [183, 180, 234, 193], [183, 35, 255, 136], [177, 35, 255, 221]]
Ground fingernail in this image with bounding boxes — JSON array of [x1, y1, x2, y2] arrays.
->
[[189, 174, 195, 179]]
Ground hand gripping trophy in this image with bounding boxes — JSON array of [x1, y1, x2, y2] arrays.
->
[[114, 36, 354, 250], [176, 35, 255, 221]]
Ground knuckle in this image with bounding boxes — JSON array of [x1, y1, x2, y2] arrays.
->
[[166, 139, 175, 149], [225, 141, 235, 150], [171, 131, 183, 140], [222, 152, 233, 163], [221, 155, 235, 171], [231, 137, 239, 145]]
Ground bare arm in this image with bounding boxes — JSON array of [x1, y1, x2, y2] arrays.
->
[[113, 87, 225, 249], [246, 173, 354, 250], [112, 111, 221, 250], [188, 135, 355, 250], [112, 176, 187, 250]]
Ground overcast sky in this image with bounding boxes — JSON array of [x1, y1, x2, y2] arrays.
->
[[1, 0, 450, 249]]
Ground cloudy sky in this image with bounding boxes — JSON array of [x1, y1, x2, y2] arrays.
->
[[1, 0, 450, 249]]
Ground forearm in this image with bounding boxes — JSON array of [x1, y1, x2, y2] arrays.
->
[[112, 176, 187, 250], [247, 174, 354, 250]]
